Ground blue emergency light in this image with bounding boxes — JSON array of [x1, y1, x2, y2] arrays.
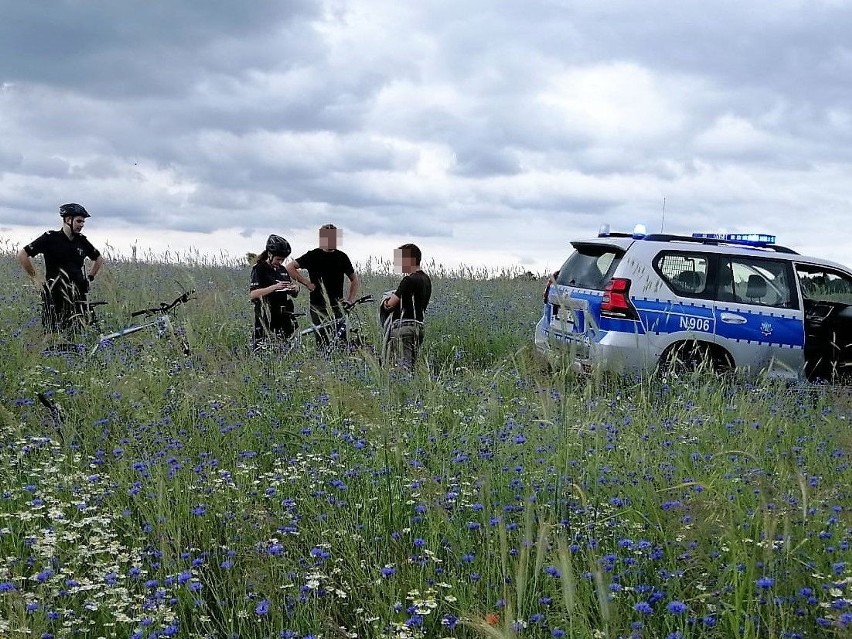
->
[[692, 232, 776, 246]]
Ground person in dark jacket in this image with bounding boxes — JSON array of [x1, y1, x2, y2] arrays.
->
[[286, 223, 360, 346], [18, 203, 105, 332], [380, 243, 431, 370], [250, 234, 299, 347]]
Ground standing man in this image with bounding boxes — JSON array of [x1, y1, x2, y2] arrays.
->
[[380, 243, 431, 370], [18, 203, 105, 332], [286, 223, 360, 345]]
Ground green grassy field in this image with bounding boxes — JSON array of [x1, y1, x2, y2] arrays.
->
[[0, 252, 850, 639]]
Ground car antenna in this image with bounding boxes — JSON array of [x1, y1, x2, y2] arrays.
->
[[660, 197, 666, 233]]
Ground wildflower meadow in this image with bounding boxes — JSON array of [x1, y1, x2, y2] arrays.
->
[[0, 248, 850, 639]]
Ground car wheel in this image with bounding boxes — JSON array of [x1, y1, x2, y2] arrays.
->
[[660, 340, 724, 375]]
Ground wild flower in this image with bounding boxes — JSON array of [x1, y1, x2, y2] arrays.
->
[[756, 576, 775, 589], [666, 600, 687, 614]]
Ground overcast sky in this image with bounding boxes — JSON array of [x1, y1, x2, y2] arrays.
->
[[1, 0, 850, 273]]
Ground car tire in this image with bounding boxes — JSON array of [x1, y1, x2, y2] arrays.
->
[[660, 340, 731, 376]]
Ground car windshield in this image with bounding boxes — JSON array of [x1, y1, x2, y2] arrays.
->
[[556, 244, 624, 290]]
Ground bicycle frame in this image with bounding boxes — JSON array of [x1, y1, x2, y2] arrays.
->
[[277, 295, 374, 359], [91, 291, 195, 356]]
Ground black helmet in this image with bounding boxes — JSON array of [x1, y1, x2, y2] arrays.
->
[[266, 234, 291, 258], [60, 203, 90, 219]]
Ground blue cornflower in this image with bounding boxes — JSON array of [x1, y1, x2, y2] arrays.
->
[[413, 538, 426, 547], [255, 599, 270, 616], [666, 600, 687, 614], [634, 601, 653, 614], [0, 581, 16, 592], [381, 565, 396, 578], [35, 569, 53, 583], [551, 628, 565, 638], [756, 576, 774, 589], [191, 504, 206, 516]]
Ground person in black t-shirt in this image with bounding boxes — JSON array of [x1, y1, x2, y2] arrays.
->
[[17, 203, 105, 332], [250, 234, 299, 348], [286, 223, 360, 345], [380, 243, 431, 370]]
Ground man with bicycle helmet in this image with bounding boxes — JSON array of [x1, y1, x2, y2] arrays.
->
[[17, 203, 105, 332], [380, 243, 431, 370], [250, 234, 299, 347], [286, 223, 360, 346]]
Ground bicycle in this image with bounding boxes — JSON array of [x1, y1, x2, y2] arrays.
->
[[91, 290, 196, 356], [259, 295, 376, 359]]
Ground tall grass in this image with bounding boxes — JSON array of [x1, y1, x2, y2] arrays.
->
[[0, 252, 849, 638]]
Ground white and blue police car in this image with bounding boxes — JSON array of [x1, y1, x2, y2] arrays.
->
[[534, 226, 852, 381]]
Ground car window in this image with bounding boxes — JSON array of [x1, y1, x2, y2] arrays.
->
[[556, 244, 623, 290], [718, 258, 797, 309], [654, 252, 710, 298], [796, 265, 852, 304]]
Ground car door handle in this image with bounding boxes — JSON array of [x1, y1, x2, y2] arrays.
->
[[720, 312, 747, 324]]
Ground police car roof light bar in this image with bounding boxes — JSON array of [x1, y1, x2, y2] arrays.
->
[[691, 232, 776, 246]]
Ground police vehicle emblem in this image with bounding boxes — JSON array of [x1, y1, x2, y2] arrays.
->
[[760, 321, 773, 337]]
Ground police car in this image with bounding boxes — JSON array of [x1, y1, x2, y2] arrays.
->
[[534, 226, 852, 382]]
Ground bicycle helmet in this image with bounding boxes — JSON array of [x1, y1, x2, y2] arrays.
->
[[266, 234, 292, 258], [60, 203, 90, 218]]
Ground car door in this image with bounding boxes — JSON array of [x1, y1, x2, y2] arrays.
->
[[795, 263, 852, 382], [712, 256, 804, 378], [645, 251, 716, 358]]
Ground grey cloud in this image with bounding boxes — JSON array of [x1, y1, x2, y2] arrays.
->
[[0, 1, 321, 96]]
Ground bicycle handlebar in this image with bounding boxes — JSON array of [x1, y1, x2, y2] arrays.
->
[[131, 290, 196, 318], [342, 294, 374, 311]]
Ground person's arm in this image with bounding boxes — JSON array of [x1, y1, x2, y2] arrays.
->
[[250, 281, 293, 301], [383, 291, 400, 310], [345, 272, 360, 305], [383, 275, 409, 311], [88, 255, 105, 281], [286, 260, 315, 291], [250, 265, 294, 301], [17, 248, 38, 280]]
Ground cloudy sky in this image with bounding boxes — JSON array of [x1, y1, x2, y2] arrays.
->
[[1, 0, 850, 273]]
